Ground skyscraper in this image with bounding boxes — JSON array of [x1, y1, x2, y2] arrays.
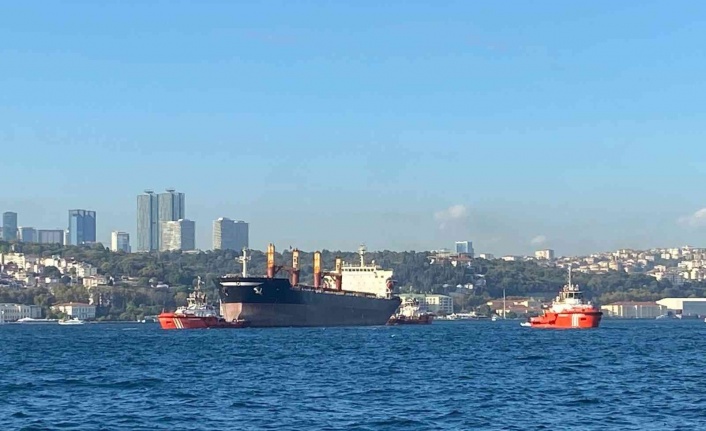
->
[[18, 227, 37, 243], [2, 212, 18, 241], [158, 189, 185, 223], [160, 219, 195, 251], [68, 210, 97, 245], [455, 241, 474, 257], [136, 191, 159, 252], [213, 218, 249, 251], [137, 189, 186, 252], [111, 231, 131, 253]]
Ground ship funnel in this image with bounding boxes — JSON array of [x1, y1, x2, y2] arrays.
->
[[266, 243, 276, 278], [313, 251, 322, 289], [291, 249, 300, 286], [334, 257, 343, 291]]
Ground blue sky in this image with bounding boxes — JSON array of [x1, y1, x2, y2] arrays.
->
[[2, 1, 706, 255]]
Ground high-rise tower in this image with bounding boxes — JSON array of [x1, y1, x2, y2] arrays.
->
[[2, 212, 18, 241], [137, 189, 186, 252], [213, 218, 249, 251], [68, 210, 96, 245], [136, 190, 159, 252], [158, 189, 185, 223]]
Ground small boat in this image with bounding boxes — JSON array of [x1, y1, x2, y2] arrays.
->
[[16, 317, 59, 324], [158, 277, 249, 330], [387, 297, 433, 325], [521, 268, 602, 329], [58, 317, 85, 325]]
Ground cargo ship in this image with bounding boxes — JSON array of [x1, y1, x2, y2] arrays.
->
[[218, 245, 401, 327], [158, 277, 249, 330], [521, 268, 602, 329]]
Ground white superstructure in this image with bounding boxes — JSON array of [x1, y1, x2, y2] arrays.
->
[[548, 268, 597, 313], [326, 245, 394, 297]]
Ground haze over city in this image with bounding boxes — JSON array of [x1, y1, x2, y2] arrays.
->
[[3, 2, 706, 255]]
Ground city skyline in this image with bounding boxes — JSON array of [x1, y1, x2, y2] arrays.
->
[[4, 193, 706, 255], [3, 2, 706, 254]]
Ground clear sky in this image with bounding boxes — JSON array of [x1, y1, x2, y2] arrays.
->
[[2, 1, 706, 256]]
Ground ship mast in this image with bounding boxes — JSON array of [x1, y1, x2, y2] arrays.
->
[[503, 287, 506, 320], [358, 244, 366, 267], [239, 248, 251, 277]]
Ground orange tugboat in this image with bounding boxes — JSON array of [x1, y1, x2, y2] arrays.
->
[[158, 277, 249, 330], [388, 297, 433, 325], [522, 268, 602, 329]]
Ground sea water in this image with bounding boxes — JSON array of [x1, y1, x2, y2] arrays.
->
[[1, 320, 705, 430]]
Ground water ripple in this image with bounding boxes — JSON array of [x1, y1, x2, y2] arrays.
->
[[2, 320, 706, 430]]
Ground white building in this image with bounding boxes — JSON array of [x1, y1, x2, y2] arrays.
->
[[160, 219, 196, 251], [0, 304, 42, 321], [478, 253, 495, 260], [656, 298, 706, 317], [213, 218, 249, 251], [52, 302, 96, 320], [110, 231, 130, 253], [83, 275, 108, 288], [601, 302, 666, 318], [535, 249, 555, 260]]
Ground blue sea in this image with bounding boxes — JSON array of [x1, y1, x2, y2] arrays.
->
[[2, 320, 706, 430]]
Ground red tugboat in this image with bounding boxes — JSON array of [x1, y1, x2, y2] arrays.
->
[[158, 277, 249, 330], [388, 297, 434, 325], [522, 268, 602, 329]]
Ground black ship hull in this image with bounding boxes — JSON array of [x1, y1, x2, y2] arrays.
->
[[218, 277, 401, 327]]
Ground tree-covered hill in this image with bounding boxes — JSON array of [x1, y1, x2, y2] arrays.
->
[[3, 241, 706, 319]]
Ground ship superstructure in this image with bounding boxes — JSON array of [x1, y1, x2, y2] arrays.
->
[[324, 245, 394, 297]]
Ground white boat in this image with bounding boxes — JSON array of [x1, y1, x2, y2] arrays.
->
[[16, 317, 59, 324], [58, 317, 85, 325], [520, 321, 532, 327]]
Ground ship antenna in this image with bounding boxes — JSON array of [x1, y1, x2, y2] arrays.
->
[[568, 266, 572, 289], [239, 248, 251, 277]]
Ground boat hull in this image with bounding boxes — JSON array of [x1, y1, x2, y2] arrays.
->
[[219, 277, 401, 327], [158, 313, 249, 330], [387, 315, 433, 325], [528, 310, 602, 329]]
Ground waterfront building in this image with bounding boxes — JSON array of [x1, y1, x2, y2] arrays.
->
[[51, 302, 96, 320], [455, 241, 474, 257], [18, 227, 37, 243], [0, 303, 42, 321], [68, 209, 96, 245], [213, 218, 249, 251], [2, 212, 18, 241], [600, 301, 666, 318], [535, 249, 555, 260], [37, 229, 64, 245], [656, 298, 706, 317], [110, 231, 130, 253], [160, 219, 195, 251]]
